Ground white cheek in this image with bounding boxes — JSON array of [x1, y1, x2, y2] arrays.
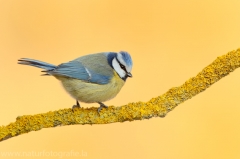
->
[[112, 58, 126, 78]]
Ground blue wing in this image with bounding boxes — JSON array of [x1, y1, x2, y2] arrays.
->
[[49, 60, 111, 85]]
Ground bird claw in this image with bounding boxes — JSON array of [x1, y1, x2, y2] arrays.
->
[[72, 100, 80, 111], [97, 102, 108, 113], [72, 104, 80, 109]]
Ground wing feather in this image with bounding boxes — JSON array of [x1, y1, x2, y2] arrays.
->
[[49, 53, 113, 85]]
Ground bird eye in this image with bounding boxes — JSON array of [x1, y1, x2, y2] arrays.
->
[[120, 64, 125, 69]]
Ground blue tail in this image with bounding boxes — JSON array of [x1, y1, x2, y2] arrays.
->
[[18, 58, 57, 74]]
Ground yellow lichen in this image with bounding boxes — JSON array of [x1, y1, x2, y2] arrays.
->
[[0, 48, 240, 142]]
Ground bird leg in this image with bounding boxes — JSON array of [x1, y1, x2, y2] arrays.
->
[[72, 100, 80, 110], [97, 102, 108, 113]]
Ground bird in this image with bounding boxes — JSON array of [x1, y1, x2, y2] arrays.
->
[[18, 51, 133, 113]]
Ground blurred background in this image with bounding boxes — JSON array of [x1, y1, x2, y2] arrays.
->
[[0, 0, 240, 158]]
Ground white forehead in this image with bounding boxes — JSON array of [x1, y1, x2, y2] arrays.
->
[[116, 53, 132, 72]]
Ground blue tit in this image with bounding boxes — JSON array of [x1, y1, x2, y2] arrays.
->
[[18, 51, 133, 112]]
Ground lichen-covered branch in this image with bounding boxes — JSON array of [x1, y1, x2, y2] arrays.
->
[[1, 48, 240, 142]]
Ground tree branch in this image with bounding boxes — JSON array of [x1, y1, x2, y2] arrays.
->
[[1, 48, 240, 142]]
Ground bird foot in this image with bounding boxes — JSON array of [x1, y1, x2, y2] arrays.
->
[[72, 100, 80, 111], [97, 102, 108, 113]]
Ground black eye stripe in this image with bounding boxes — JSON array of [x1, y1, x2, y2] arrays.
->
[[116, 58, 127, 73]]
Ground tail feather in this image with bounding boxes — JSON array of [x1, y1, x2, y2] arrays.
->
[[18, 58, 57, 74]]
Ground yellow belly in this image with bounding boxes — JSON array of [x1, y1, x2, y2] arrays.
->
[[55, 71, 125, 103]]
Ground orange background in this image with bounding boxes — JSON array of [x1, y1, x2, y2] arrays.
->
[[0, 0, 240, 158]]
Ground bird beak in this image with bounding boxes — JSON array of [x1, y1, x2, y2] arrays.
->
[[127, 72, 132, 77]]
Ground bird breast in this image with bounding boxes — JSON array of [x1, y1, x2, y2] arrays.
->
[[55, 71, 125, 103]]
